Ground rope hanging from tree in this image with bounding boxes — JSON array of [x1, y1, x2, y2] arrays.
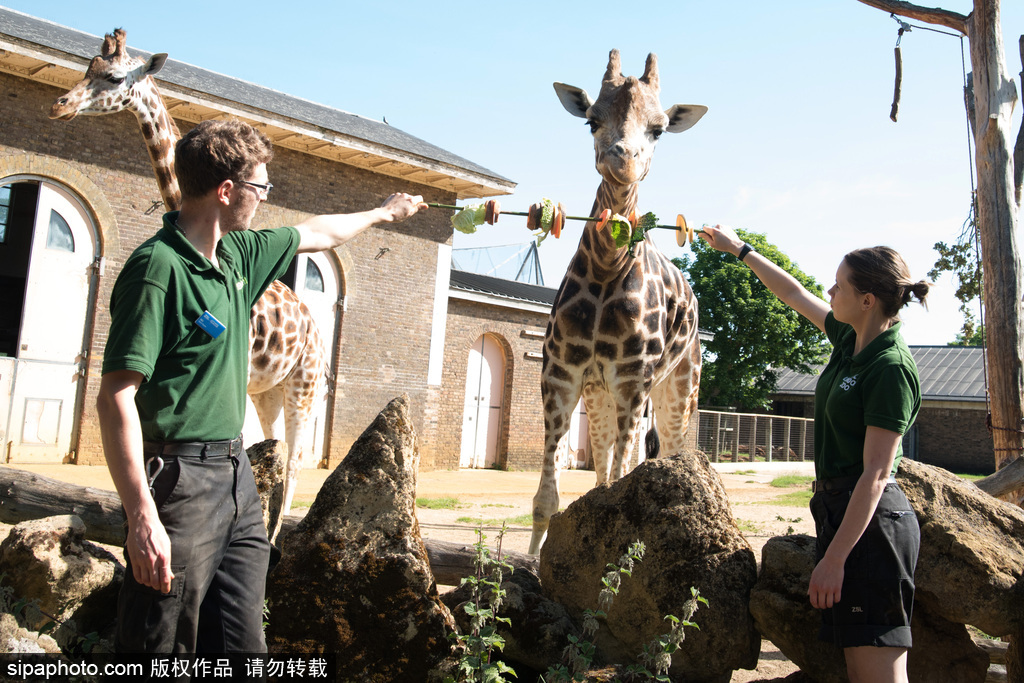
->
[[883, 12, 1023, 453]]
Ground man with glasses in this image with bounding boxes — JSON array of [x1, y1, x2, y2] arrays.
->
[[96, 119, 426, 655]]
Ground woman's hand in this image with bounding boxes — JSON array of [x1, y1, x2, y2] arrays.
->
[[808, 554, 845, 609], [699, 224, 745, 256]]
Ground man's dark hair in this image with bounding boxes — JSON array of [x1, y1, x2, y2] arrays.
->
[[175, 119, 274, 199]]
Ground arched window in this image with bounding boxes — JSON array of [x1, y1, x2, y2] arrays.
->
[[46, 209, 75, 252], [304, 259, 324, 293]]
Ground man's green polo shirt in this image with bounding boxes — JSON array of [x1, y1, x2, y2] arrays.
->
[[813, 312, 921, 480], [102, 211, 300, 442]]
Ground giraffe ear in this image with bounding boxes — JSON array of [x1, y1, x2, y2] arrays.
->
[[664, 104, 708, 133], [553, 83, 593, 119], [144, 53, 169, 77]]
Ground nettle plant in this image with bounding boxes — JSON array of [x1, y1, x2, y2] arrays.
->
[[446, 525, 517, 683], [542, 541, 707, 682]]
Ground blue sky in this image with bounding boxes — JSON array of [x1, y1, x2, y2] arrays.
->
[[7, 1, 1023, 345]]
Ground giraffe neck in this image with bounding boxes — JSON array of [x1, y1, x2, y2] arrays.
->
[[579, 179, 642, 280], [131, 82, 181, 212]]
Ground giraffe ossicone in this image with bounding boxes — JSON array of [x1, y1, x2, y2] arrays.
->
[[50, 28, 327, 535], [529, 49, 706, 554]]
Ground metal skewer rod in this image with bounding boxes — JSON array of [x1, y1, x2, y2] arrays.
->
[[426, 202, 705, 233]]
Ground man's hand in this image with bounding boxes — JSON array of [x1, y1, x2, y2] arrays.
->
[[126, 514, 175, 593], [379, 192, 427, 223]]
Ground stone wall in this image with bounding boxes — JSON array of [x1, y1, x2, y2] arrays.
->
[[0, 73, 457, 468]]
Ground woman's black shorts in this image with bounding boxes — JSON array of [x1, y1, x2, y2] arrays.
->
[[810, 482, 920, 649]]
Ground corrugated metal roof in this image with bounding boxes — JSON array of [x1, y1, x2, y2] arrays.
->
[[449, 270, 557, 307], [773, 345, 987, 402], [0, 7, 514, 198]]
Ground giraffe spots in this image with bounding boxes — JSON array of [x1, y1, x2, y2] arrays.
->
[[267, 330, 283, 354], [547, 363, 573, 382], [621, 262, 643, 293], [622, 333, 644, 357], [646, 338, 664, 356], [564, 344, 592, 366], [618, 359, 644, 377], [571, 253, 590, 279], [643, 311, 663, 334], [588, 283, 602, 298], [558, 278, 582, 304], [563, 299, 597, 338], [595, 340, 617, 359]]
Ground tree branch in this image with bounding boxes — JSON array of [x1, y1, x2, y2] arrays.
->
[[854, 0, 969, 35]]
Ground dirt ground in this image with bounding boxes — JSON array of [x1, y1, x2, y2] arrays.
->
[[4, 460, 815, 681]]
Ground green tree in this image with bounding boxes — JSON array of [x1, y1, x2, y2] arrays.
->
[[927, 214, 985, 346], [673, 230, 829, 411]]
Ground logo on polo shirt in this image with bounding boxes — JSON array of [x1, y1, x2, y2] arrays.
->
[[840, 374, 858, 391]]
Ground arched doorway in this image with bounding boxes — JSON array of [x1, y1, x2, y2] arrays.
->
[[0, 180, 98, 463], [241, 252, 339, 468], [459, 334, 506, 469]]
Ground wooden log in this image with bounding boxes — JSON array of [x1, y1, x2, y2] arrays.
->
[[0, 465, 537, 586], [976, 457, 1024, 498]]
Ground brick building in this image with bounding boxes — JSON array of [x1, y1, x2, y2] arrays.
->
[[0, 9, 515, 470], [771, 345, 994, 474]]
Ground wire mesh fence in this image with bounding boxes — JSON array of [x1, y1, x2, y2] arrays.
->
[[697, 410, 814, 463]]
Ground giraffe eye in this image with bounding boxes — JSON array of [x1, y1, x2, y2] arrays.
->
[[586, 119, 600, 134], [107, 76, 124, 85], [650, 128, 664, 140]]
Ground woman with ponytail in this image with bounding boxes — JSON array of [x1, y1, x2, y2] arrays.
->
[[701, 227, 928, 683]]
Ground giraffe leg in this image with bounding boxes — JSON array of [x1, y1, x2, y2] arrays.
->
[[650, 344, 702, 457], [582, 386, 616, 485], [250, 387, 285, 442], [529, 382, 581, 555], [610, 402, 646, 481]]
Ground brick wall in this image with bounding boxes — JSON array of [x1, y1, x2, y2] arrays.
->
[[0, 73, 456, 467], [436, 297, 549, 470], [914, 402, 993, 474]]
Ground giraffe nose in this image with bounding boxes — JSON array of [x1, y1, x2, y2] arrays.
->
[[609, 142, 639, 159]]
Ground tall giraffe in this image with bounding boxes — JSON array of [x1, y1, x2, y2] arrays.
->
[[49, 29, 326, 525], [529, 50, 707, 554]]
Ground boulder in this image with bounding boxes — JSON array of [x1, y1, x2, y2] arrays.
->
[[246, 439, 286, 542], [751, 536, 989, 683], [540, 451, 760, 681], [265, 395, 457, 682], [442, 562, 581, 673], [898, 459, 1024, 636], [0, 515, 121, 649], [0, 613, 60, 654]]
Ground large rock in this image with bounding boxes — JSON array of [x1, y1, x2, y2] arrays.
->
[[0, 515, 121, 649], [246, 439, 286, 542], [265, 395, 457, 682], [540, 451, 760, 681], [898, 458, 1024, 636], [750, 535, 989, 683]]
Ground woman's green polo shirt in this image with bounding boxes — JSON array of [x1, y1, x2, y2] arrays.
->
[[813, 312, 921, 480], [102, 212, 300, 442]]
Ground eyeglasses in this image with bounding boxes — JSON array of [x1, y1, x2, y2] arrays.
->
[[240, 180, 273, 196]]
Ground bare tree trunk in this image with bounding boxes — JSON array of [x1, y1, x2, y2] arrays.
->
[[857, 0, 1024, 504], [967, 1, 1024, 504]]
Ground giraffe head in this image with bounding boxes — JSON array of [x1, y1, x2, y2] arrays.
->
[[50, 28, 168, 120], [554, 50, 707, 187]]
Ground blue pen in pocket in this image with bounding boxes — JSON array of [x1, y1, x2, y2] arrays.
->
[[195, 310, 226, 339]]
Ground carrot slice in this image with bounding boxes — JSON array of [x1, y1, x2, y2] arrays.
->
[[552, 203, 565, 238], [595, 209, 612, 230]]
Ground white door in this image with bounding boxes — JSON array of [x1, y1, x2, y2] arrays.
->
[[459, 334, 504, 468], [241, 252, 337, 468], [1, 181, 96, 463]]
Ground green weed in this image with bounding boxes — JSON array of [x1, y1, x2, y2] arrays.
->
[[418, 496, 464, 510], [770, 475, 814, 488]]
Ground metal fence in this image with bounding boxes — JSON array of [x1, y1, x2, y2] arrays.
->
[[697, 410, 814, 463]]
